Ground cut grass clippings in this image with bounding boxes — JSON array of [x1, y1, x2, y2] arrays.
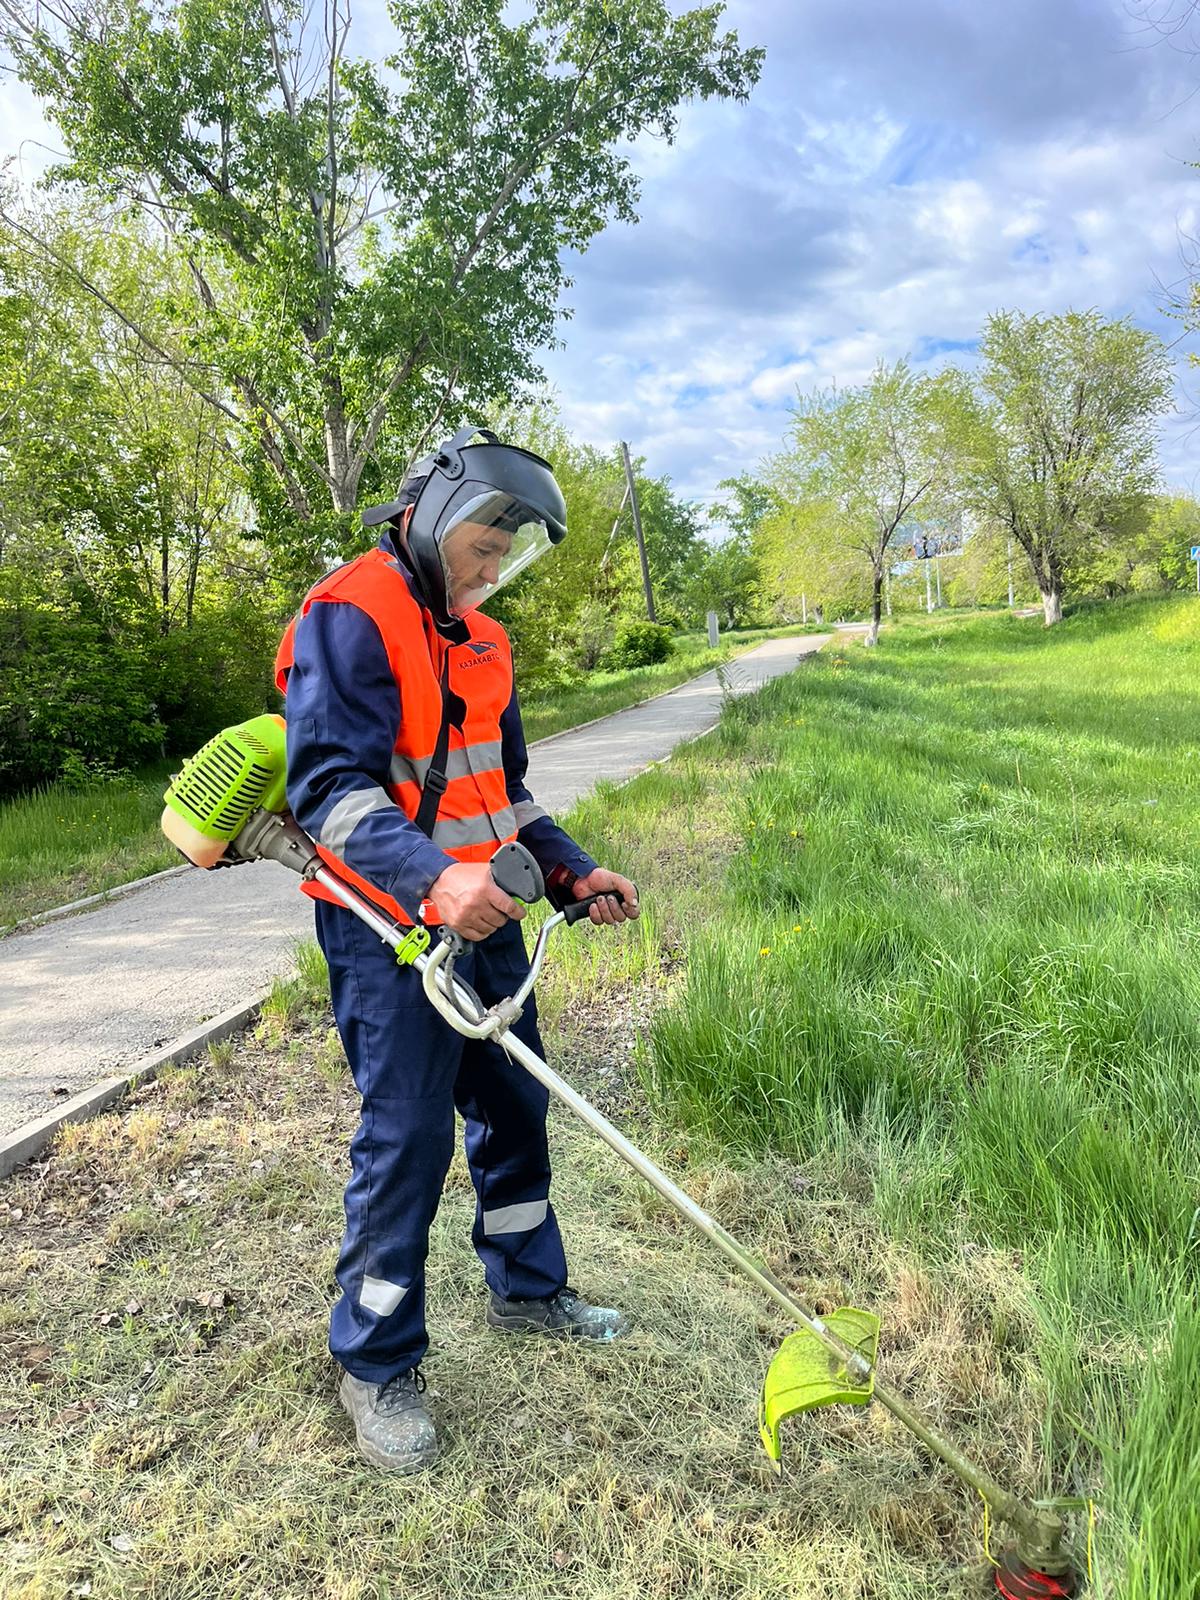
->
[[0, 963, 1033, 1600]]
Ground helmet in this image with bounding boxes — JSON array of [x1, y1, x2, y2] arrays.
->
[[361, 426, 567, 630]]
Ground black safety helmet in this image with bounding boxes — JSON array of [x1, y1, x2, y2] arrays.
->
[[362, 426, 568, 631]]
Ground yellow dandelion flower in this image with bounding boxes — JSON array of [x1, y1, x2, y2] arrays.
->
[[759, 946, 771, 957]]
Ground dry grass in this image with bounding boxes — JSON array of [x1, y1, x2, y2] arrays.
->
[[0, 975, 1045, 1600]]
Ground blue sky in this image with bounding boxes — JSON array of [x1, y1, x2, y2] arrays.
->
[[539, 0, 1200, 519], [5, 0, 1200, 522]]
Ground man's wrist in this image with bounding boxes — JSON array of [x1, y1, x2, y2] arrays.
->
[[545, 862, 580, 908]]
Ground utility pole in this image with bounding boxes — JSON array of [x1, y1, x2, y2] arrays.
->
[[925, 559, 933, 614], [620, 440, 656, 623]]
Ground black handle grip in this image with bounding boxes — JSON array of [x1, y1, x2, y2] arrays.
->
[[562, 888, 637, 926]]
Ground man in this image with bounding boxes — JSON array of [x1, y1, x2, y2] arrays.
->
[[275, 427, 639, 1474]]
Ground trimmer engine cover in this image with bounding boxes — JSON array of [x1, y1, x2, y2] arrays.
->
[[161, 714, 288, 867]]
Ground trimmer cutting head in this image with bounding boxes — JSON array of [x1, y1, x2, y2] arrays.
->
[[994, 1549, 1079, 1597]]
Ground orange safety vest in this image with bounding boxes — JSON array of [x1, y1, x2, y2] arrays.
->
[[275, 547, 517, 925]]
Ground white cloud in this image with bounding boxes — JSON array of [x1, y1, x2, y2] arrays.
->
[[3, 0, 1198, 507], [543, 19, 1200, 503]]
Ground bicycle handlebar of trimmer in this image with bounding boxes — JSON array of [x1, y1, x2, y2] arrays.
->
[[485, 841, 636, 928], [562, 891, 633, 925]]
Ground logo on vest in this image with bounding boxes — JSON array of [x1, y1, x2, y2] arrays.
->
[[460, 639, 500, 667]]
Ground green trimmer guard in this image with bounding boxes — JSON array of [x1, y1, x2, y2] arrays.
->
[[759, 1307, 880, 1470]]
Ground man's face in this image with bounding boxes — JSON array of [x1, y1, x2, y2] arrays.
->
[[440, 519, 514, 613]]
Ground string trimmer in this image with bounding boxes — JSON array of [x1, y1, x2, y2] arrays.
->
[[163, 714, 1083, 1597]]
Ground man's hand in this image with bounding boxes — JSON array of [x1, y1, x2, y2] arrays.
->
[[573, 867, 640, 927], [428, 862, 524, 941]]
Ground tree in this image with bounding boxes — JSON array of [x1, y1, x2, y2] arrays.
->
[[685, 531, 759, 629], [1136, 494, 1200, 590], [608, 468, 706, 622], [779, 361, 960, 645], [0, 206, 284, 786], [958, 310, 1172, 625], [754, 496, 871, 623], [1, 0, 762, 568], [709, 472, 784, 539]]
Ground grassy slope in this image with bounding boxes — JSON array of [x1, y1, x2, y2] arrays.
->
[[0, 626, 817, 927], [0, 760, 182, 929], [630, 595, 1200, 1598], [5, 599, 1191, 1596]]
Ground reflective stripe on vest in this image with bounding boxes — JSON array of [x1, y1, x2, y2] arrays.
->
[[275, 548, 517, 925], [388, 739, 504, 790]]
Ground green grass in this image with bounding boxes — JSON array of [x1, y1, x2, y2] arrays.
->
[[599, 594, 1200, 1597], [13, 600, 1191, 1594], [0, 625, 821, 926], [0, 760, 180, 928]]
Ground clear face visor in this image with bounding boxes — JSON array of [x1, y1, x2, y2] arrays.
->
[[436, 491, 556, 616]]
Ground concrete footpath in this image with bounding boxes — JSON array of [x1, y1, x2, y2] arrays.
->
[[0, 633, 827, 1153]]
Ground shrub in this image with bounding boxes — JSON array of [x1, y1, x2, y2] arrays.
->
[[150, 603, 280, 756], [570, 597, 616, 671], [0, 575, 164, 795], [602, 620, 674, 670]]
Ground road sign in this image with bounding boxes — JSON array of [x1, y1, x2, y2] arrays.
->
[[1191, 546, 1200, 560]]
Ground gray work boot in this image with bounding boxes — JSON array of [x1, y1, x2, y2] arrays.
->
[[338, 1366, 437, 1473], [486, 1285, 630, 1342]]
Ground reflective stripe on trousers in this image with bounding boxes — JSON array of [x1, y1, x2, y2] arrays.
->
[[315, 903, 569, 1384]]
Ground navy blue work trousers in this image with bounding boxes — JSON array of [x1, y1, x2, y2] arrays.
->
[[315, 901, 569, 1383]]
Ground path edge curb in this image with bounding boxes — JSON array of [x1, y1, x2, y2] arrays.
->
[[0, 988, 271, 1180], [3, 863, 193, 939], [526, 629, 826, 752]]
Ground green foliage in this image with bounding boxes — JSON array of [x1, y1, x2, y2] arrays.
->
[[2, 0, 762, 545], [0, 205, 294, 792], [484, 402, 709, 682], [708, 472, 785, 538], [768, 361, 962, 640], [684, 531, 761, 628], [755, 498, 870, 621], [603, 619, 674, 669], [748, 314, 1182, 629], [0, 560, 164, 793], [570, 595, 617, 671], [149, 602, 282, 756], [960, 309, 1173, 620]]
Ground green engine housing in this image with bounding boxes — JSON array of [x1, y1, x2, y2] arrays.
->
[[163, 714, 289, 852]]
